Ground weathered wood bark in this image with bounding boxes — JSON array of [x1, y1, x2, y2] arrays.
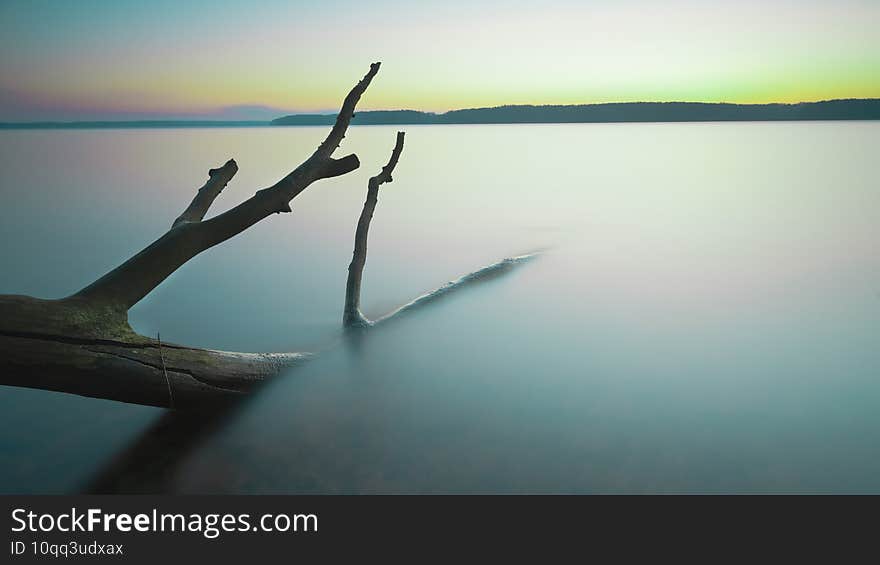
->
[[0, 64, 383, 410], [344, 131, 405, 327]]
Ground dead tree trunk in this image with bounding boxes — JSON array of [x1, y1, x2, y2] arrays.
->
[[0, 64, 384, 410]]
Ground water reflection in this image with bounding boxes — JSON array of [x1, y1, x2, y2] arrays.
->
[[82, 251, 540, 493], [84, 408, 235, 494]]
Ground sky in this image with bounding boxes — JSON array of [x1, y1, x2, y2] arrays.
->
[[0, 0, 877, 121]]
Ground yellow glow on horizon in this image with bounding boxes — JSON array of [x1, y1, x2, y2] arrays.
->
[[1, 0, 877, 119]]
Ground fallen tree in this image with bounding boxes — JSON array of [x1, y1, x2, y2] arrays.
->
[[0, 64, 385, 410], [0, 64, 538, 412]]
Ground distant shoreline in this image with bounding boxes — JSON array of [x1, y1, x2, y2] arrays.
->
[[3, 99, 878, 129], [274, 99, 880, 126]]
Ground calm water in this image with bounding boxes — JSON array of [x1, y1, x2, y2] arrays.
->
[[0, 122, 877, 493]]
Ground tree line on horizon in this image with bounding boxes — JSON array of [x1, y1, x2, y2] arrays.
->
[[272, 98, 880, 125]]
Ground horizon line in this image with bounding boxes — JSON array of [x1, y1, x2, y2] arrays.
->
[[2, 97, 879, 125], [2, 98, 878, 128]]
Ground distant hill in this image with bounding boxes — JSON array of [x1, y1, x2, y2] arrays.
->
[[272, 99, 880, 126]]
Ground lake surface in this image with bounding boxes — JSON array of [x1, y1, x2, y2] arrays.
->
[[0, 122, 877, 493]]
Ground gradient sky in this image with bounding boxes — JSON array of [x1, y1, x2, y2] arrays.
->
[[1, 0, 878, 120]]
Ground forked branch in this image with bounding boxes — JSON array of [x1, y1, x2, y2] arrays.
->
[[73, 63, 382, 311]]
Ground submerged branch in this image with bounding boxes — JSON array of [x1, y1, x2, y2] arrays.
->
[[372, 253, 540, 326]]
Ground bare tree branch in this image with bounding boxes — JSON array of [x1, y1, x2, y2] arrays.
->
[[317, 62, 381, 158], [73, 63, 382, 311], [344, 131, 406, 327], [371, 253, 540, 325], [172, 159, 239, 228]]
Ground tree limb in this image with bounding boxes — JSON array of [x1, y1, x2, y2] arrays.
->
[[73, 63, 382, 311], [172, 159, 239, 228], [344, 131, 406, 327]]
